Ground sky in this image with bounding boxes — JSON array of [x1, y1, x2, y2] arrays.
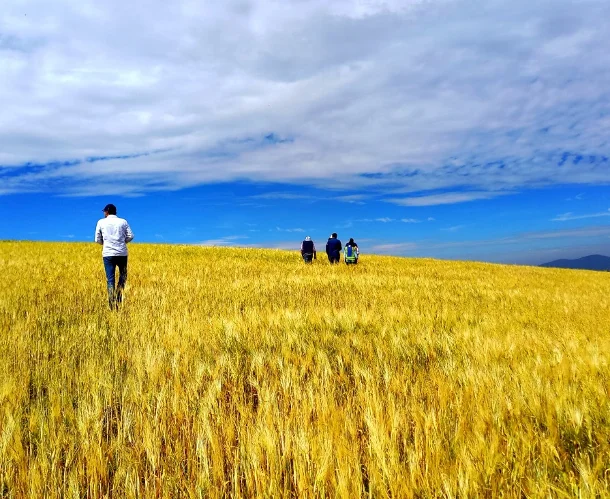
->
[[0, 0, 609, 264]]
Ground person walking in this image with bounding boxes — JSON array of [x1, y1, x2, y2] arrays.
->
[[301, 236, 317, 263], [95, 204, 134, 309], [326, 233, 342, 264]]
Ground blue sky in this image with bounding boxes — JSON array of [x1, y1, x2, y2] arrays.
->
[[1, 0, 609, 264]]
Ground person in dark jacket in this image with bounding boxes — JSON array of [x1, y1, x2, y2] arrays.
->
[[326, 233, 342, 264], [301, 236, 317, 263]]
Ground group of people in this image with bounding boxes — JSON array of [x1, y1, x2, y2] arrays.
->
[[300, 233, 360, 265], [95, 204, 362, 310]]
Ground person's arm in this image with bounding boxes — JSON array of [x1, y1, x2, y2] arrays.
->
[[95, 222, 103, 245], [313, 243, 317, 259], [301, 241, 304, 255], [125, 222, 134, 243]]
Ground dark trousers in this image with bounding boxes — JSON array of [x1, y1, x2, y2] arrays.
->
[[302, 253, 314, 263], [328, 252, 340, 264], [103, 256, 128, 308]]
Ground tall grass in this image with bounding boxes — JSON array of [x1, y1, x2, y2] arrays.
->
[[1, 241, 609, 497]]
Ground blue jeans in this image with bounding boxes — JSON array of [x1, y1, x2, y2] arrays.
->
[[103, 256, 128, 308]]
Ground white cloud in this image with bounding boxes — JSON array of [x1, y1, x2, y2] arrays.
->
[[369, 242, 418, 254], [335, 194, 368, 204], [353, 217, 395, 223], [441, 225, 465, 232], [551, 209, 610, 221], [198, 235, 248, 246], [1, 0, 610, 198], [401, 218, 420, 223], [522, 226, 610, 240], [275, 227, 305, 232], [369, 225, 610, 260], [431, 225, 610, 248], [389, 191, 505, 207], [252, 192, 310, 200]]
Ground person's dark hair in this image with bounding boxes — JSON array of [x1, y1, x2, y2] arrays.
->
[[349, 238, 354, 244], [103, 203, 117, 215], [331, 233, 337, 238]]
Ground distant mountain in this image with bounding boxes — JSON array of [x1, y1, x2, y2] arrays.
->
[[540, 254, 610, 271]]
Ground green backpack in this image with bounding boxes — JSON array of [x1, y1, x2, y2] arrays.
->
[[344, 245, 358, 263]]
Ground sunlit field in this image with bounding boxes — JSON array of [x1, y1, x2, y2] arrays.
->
[[1, 241, 609, 497]]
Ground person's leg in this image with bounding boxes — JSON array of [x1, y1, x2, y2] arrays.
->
[[103, 257, 116, 308], [115, 256, 128, 305]]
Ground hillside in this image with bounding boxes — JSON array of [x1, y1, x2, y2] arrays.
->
[[1, 241, 610, 497], [540, 254, 610, 271]]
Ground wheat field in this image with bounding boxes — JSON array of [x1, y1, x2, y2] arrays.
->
[[0, 241, 609, 498]]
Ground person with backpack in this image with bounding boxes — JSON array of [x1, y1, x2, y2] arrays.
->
[[326, 233, 342, 264], [95, 203, 134, 309], [301, 236, 317, 263], [344, 238, 359, 265]]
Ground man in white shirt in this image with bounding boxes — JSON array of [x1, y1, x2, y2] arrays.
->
[[95, 204, 134, 309]]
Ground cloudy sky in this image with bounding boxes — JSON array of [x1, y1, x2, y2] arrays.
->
[[1, 0, 609, 263]]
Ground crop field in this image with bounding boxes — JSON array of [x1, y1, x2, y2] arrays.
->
[[0, 241, 609, 498]]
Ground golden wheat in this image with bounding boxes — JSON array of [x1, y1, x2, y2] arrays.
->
[[0, 241, 609, 497]]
